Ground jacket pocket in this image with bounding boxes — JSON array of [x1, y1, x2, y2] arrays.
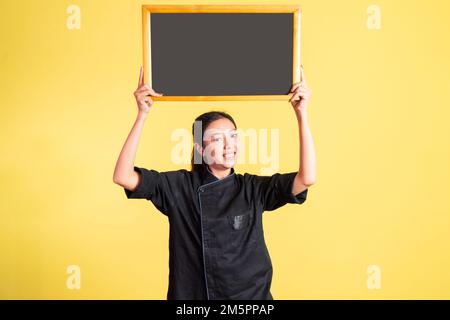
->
[[227, 213, 258, 248]]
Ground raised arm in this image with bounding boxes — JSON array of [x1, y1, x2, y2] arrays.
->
[[112, 66, 163, 191], [289, 66, 317, 194]]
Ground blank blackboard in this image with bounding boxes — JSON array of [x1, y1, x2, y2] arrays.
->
[[142, 5, 302, 101]]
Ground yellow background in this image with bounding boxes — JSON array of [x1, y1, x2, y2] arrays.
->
[[1, 0, 449, 299]]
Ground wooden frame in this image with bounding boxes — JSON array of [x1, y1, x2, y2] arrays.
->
[[142, 5, 301, 101]]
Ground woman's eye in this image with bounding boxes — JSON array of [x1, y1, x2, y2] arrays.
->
[[231, 133, 238, 138]]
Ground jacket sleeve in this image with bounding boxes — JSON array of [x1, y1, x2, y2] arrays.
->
[[123, 166, 184, 216], [253, 172, 308, 212]]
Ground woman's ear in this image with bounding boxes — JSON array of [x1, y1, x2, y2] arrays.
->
[[194, 142, 203, 155]]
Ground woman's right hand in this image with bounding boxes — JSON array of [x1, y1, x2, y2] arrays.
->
[[133, 66, 163, 114]]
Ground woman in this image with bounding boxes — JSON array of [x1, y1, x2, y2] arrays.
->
[[113, 66, 316, 300]]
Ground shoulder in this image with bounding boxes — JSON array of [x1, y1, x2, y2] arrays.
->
[[159, 168, 191, 177], [236, 172, 268, 181], [135, 167, 193, 185], [238, 171, 278, 182], [236, 172, 266, 189], [156, 168, 192, 182], [238, 171, 298, 189], [239, 172, 260, 183]]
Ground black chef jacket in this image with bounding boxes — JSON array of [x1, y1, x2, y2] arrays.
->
[[124, 165, 308, 300]]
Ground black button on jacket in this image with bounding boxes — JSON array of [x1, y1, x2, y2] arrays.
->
[[124, 165, 308, 300]]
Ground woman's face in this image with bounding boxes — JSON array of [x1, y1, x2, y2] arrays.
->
[[199, 118, 239, 170]]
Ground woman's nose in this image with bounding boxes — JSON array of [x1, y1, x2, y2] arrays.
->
[[224, 136, 234, 148]]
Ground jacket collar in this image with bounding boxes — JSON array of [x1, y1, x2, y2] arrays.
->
[[202, 165, 235, 185]]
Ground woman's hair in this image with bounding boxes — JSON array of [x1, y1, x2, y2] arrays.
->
[[191, 111, 237, 174]]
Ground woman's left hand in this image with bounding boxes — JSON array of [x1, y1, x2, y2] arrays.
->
[[289, 66, 312, 112]]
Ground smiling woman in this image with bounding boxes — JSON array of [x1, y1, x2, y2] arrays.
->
[[112, 66, 316, 300], [191, 111, 239, 179]]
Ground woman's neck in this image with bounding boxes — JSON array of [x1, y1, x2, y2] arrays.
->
[[207, 165, 231, 180]]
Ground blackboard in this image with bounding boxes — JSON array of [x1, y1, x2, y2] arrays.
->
[[142, 5, 302, 101]]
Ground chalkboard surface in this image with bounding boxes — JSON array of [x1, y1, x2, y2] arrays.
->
[[142, 6, 301, 101]]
